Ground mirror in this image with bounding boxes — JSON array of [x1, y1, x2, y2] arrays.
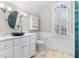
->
[[8, 11, 18, 29], [51, 3, 69, 36], [55, 9, 68, 35]]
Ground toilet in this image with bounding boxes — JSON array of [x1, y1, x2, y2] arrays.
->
[[36, 40, 45, 52]]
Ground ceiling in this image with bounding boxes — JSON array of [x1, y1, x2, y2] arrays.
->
[[8, 1, 53, 16]]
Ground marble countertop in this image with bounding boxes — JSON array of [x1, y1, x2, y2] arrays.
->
[[0, 33, 34, 41]]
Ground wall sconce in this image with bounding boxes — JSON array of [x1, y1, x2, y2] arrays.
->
[[23, 13, 28, 16], [0, 3, 13, 14], [7, 7, 13, 13], [20, 11, 28, 17], [0, 3, 6, 13], [0, 3, 28, 17]]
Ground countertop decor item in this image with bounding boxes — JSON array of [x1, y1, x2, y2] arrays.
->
[[8, 11, 18, 29]]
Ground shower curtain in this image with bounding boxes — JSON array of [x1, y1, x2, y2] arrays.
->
[[75, 1, 79, 58]]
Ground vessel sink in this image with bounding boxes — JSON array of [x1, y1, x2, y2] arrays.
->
[[11, 32, 25, 36]]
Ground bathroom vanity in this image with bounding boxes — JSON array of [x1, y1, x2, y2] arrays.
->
[[0, 33, 36, 58]]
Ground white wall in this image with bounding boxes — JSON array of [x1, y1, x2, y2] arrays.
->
[[22, 16, 29, 32], [0, 10, 13, 33], [38, 3, 51, 32]]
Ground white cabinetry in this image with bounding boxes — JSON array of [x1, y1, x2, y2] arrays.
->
[[13, 33, 36, 58], [31, 42, 36, 56], [30, 34, 36, 56], [14, 37, 26, 46], [14, 44, 31, 58], [0, 40, 13, 58], [14, 36, 31, 58], [29, 15, 39, 30], [14, 45, 26, 58], [25, 44, 31, 57], [0, 40, 13, 51], [0, 33, 36, 58], [0, 48, 13, 58]]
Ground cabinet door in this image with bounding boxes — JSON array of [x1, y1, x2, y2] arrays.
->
[[0, 48, 13, 58], [29, 15, 39, 30], [25, 44, 31, 58], [31, 42, 36, 57], [30, 34, 36, 57], [26, 36, 30, 44], [34, 16, 39, 26], [14, 45, 26, 58], [14, 37, 26, 46], [31, 34, 36, 43]]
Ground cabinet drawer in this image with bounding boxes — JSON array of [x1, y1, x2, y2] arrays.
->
[[0, 40, 13, 51], [31, 42, 36, 48], [26, 36, 30, 44], [0, 48, 13, 58], [14, 37, 26, 46], [31, 35, 36, 43]]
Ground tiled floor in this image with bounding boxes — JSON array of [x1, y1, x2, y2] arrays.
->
[[32, 48, 72, 58]]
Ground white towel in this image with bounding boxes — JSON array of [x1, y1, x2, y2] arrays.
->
[[15, 14, 23, 32], [15, 14, 20, 32]]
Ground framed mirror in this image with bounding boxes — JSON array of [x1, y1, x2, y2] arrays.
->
[[8, 11, 18, 29], [51, 2, 69, 37]]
